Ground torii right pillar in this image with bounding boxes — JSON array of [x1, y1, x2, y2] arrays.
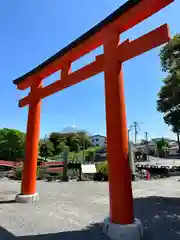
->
[[102, 23, 172, 240], [103, 31, 140, 239], [104, 31, 133, 224]]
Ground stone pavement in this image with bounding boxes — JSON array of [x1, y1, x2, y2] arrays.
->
[[137, 156, 180, 167], [0, 177, 179, 239]]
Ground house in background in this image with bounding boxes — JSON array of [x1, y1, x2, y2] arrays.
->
[[135, 138, 180, 157], [168, 140, 179, 156], [91, 135, 107, 147], [168, 146, 178, 156]]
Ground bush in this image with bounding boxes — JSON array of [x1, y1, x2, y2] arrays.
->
[[36, 167, 41, 180], [48, 172, 61, 177], [45, 172, 62, 181], [95, 161, 108, 181], [96, 161, 108, 174], [14, 167, 22, 180], [14, 167, 40, 180]]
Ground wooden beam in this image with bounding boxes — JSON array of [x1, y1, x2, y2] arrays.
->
[[61, 62, 71, 80], [97, 24, 170, 63], [19, 56, 103, 107], [119, 24, 170, 62], [16, 0, 173, 90], [113, 0, 173, 33], [18, 24, 170, 108]]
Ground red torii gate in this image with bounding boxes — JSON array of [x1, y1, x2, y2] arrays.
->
[[13, 0, 173, 238]]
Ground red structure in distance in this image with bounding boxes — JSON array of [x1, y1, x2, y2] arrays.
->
[[13, 0, 174, 225]]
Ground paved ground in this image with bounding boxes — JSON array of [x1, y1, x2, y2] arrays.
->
[[137, 156, 180, 167], [0, 178, 180, 239]]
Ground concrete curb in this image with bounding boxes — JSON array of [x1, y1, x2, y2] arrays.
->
[[102, 217, 143, 240], [15, 192, 39, 203]]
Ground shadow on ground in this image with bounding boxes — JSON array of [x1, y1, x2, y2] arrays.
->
[[0, 196, 179, 239], [0, 199, 15, 204], [134, 196, 180, 239]]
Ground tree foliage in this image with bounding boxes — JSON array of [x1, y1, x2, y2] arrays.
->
[[39, 139, 54, 158], [48, 132, 65, 155], [157, 34, 180, 150], [96, 161, 108, 175], [40, 131, 93, 158], [155, 138, 169, 157], [0, 128, 25, 160], [160, 34, 180, 73], [85, 146, 101, 163]]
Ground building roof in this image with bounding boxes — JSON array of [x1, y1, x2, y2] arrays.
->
[[13, 0, 142, 85], [91, 135, 106, 139]]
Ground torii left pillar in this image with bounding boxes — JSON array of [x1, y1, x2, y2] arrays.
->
[[16, 80, 42, 203]]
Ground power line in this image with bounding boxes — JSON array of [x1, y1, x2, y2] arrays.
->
[[145, 132, 148, 142], [144, 131, 149, 161], [132, 121, 141, 144], [128, 125, 133, 141]]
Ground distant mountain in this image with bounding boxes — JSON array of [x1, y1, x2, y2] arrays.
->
[[61, 126, 91, 136], [61, 126, 79, 133]]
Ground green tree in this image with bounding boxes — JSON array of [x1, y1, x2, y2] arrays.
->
[[75, 132, 92, 162], [160, 34, 180, 73], [39, 139, 54, 158], [77, 131, 92, 150], [85, 148, 96, 163], [157, 34, 180, 151], [43, 131, 92, 159], [48, 132, 60, 155], [163, 110, 180, 152], [69, 135, 80, 152], [0, 128, 25, 160], [85, 146, 101, 163], [48, 132, 67, 155], [96, 161, 108, 175], [155, 138, 169, 157], [69, 135, 80, 162]]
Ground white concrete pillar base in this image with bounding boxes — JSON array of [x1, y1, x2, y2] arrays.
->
[[102, 217, 143, 240], [15, 192, 39, 203]]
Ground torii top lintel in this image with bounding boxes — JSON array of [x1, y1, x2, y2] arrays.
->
[[13, 0, 173, 93]]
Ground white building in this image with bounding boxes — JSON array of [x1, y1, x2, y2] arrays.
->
[[91, 135, 106, 147], [135, 139, 180, 156], [168, 147, 178, 156], [168, 141, 179, 155]]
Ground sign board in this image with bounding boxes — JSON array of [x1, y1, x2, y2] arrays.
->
[[81, 164, 97, 174]]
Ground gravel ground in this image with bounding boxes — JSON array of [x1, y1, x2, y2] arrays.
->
[[137, 156, 180, 167], [0, 177, 179, 239]]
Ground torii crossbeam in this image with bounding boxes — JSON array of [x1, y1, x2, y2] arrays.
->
[[13, 0, 174, 235]]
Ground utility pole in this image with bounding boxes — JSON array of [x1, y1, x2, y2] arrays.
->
[[8, 148, 12, 161], [132, 121, 140, 145], [144, 132, 149, 161], [82, 135, 85, 163], [128, 125, 133, 141], [62, 146, 69, 182], [145, 132, 148, 143], [128, 126, 135, 181]]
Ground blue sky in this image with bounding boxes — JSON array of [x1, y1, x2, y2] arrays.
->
[[0, 0, 179, 141]]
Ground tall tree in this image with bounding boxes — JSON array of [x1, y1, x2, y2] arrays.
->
[[0, 128, 25, 160], [44, 131, 92, 158], [39, 139, 54, 158], [70, 135, 80, 153], [48, 132, 66, 155], [157, 34, 180, 151], [155, 138, 169, 157], [160, 34, 180, 73], [163, 110, 180, 152], [77, 131, 92, 149]]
